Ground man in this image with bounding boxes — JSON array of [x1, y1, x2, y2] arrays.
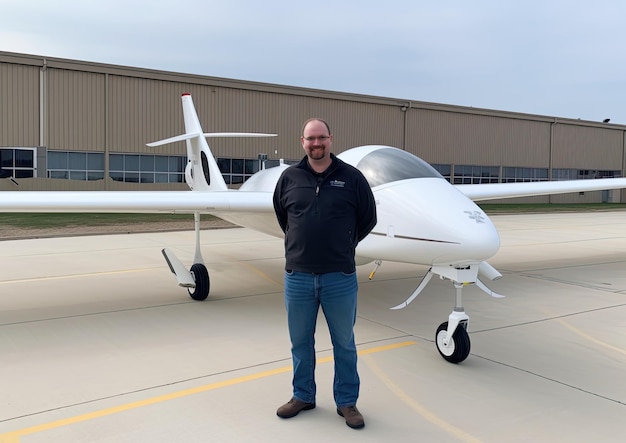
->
[[272, 118, 377, 429]]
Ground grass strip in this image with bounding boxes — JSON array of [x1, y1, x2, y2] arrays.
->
[[0, 213, 217, 229], [0, 204, 625, 229], [478, 203, 626, 214]]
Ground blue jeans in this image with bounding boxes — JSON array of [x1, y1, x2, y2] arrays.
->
[[284, 270, 359, 407]]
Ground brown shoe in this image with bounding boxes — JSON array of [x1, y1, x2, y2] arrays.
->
[[276, 398, 316, 418], [337, 405, 365, 429]]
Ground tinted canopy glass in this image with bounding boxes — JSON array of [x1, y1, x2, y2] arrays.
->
[[356, 147, 443, 187]]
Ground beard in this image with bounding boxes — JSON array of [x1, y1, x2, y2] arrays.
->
[[307, 146, 326, 160]]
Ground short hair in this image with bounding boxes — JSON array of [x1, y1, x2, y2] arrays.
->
[[301, 118, 331, 136]]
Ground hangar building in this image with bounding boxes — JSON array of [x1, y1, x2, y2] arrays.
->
[[1, 51, 625, 203]]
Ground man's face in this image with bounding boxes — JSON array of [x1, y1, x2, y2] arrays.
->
[[301, 120, 332, 161]]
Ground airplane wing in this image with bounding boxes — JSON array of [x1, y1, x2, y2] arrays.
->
[[455, 178, 626, 201], [0, 190, 272, 213], [3, 176, 625, 212]]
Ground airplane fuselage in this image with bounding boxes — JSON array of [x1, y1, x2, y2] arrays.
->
[[221, 145, 501, 268]]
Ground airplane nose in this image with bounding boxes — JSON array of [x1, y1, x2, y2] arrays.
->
[[420, 185, 500, 263], [367, 178, 501, 266], [453, 210, 500, 262]]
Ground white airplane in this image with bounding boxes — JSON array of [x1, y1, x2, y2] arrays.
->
[[2, 93, 626, 364]]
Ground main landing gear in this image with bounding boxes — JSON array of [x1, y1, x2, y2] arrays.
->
[[162, 212, 211, 301]]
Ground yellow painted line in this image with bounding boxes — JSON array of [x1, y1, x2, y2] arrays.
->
[[0, 341, 416, 442], [0, 268, 158, 285], [242, 263, 283, 287], [218, 250, 284, 287], [555, 317, 626, 356], [542, 308, 626, 357], [364, 355, 484, 443]]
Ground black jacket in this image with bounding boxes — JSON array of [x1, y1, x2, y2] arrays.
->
[[273, 153, 377, 274]]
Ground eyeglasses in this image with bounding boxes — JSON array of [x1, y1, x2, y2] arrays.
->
[[302, 135, 330, 142]]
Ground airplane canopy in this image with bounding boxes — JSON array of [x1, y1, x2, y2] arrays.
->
[[355, 147, 444, 187]]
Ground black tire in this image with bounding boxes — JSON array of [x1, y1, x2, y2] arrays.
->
[[435, 321, 471, 363], [188, 263, 210, 301]]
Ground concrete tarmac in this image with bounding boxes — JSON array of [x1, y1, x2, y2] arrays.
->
[[0, 212, 625, 442]]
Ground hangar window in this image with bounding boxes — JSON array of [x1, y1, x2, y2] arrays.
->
[[502, 167, 548, 183], [453, 165, 499, 184], [1, 148, 36, 179], [217, 157, 267, 185], [109, 154, 186, 183], [48, 151, 104, 180], [552, 169, 622, 180]]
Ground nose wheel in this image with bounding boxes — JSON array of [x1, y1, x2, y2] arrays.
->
[[436, 320, 470, 363]]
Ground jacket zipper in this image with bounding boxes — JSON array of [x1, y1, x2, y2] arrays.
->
[[315, 176, 324, 197]]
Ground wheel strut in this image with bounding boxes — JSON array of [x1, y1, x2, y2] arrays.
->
[[436, 282, 471, 363]]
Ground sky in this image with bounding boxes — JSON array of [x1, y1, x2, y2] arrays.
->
[[2, 0, 626, 124]]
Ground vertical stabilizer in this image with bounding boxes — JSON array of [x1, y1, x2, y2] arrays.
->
[[180, 93, 228, 192], [146, 93, 276, 192]]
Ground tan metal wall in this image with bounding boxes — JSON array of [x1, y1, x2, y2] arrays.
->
[[1, 51, 625, 202], [107, 78, 405, 161], [107, 76, 185, 154], [0, 62, 40, 147], [165, 85, 404, 160], [47, 69, 106, 151], [231, 93, 405, 159], [408, 109, 551, 167], [552, 123, 623, 169]]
